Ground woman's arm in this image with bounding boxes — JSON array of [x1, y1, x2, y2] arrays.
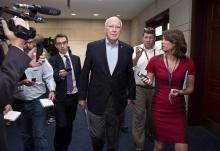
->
[[170, 74, 195, 96]]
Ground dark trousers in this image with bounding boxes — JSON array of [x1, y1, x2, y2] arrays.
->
[[0, 114, 9, 151], [87, 95, 122, 151], [54, 94, 78, 151]]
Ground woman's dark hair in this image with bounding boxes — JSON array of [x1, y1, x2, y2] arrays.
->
[[163, 29, 187, 58]]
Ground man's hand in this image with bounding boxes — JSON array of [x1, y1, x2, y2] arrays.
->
[[3, 104, 13, 114], [20, 79, 35, 86], [28, 48, 46, 67], [135, 46, 144, 58], [59, 69, 68, 78], [140, 76, 152, 85], [1, 17, 29, 49], [78, 100, 87, 110], [133, 46, 144, 66], [48, 91, 56, 101]]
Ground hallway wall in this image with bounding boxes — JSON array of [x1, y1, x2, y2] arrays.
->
[[31, 0, 192, 62], [31, 19, 131, 63], [131, 0, 192, 56]]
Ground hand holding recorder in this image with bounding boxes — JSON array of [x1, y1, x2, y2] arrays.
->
[[137, 71, 152, 85], [135, 46, 144, 58]]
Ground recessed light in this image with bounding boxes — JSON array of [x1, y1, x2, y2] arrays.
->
[[116, 14, 121, 17], [71, 13, 77, 16], [93, 13, 99, 17]]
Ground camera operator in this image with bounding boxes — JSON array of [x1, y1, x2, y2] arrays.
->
[[0, 44, 5, 66], [0, 17, 45, 151]]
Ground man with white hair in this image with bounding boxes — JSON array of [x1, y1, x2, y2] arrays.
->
[[78, 16, 136, 151]]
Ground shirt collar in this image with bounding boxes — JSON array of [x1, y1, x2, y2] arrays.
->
[[12, 45, 24, 52], [59, 52, 69, 58], [105, 38, 119, 47]]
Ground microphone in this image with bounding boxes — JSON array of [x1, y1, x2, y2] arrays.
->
[[13, 4, 35, 10], [14, 3, 61, 16], [35, 5, 61, 16], [3, 8, 46, 23], [34, 16, 46, 23], [4, 8, 35, 20]]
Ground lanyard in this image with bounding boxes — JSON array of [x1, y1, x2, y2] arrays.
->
[[165, 55, 178, 88], [143, 49, 155, 61], [165, 55, 178, 104]]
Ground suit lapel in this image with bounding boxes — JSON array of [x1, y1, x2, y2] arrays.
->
[[57, 55, 65, 69], [100, 39, 111, 76], [70, 55, 77, 76], [112, 41, 123, 76]]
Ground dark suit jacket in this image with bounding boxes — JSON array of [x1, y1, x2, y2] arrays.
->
[[78, 39, 136, 115], [0, 46, 30, 108], [0, 45, 30, 151], [0, 45, 5, 67], [49, 53, 81, 101]]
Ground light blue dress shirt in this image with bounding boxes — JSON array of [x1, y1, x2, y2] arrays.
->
[[106, 38, 118, 75], [14, 60, 56, 101]]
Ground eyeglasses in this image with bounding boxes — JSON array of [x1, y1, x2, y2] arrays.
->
[[56, 41, 68, 46]]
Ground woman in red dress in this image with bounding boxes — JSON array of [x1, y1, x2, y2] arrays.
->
[[141, 29, 195, 151]]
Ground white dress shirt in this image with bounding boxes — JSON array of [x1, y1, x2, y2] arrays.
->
[[59, 52, 78, 94], [14, 60, 56, 101], [133, 44, 163, 86]]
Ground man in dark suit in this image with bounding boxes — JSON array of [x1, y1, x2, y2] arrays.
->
[[78, 16, 136, 151], [49, 34, 81, 151], [0, 44, 5, 66], [0, 18, 45, 151]]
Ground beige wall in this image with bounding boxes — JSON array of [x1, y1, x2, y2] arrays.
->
[[131, 0, 192, 56], [2, 0, 192, 61], [31, 19, 131, 63]]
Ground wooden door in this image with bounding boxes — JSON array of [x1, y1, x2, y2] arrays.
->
[[202, 0, 220, 124], [189, 0, 220, 132]]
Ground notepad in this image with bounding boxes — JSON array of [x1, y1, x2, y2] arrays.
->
[[4, 111, 21, 122], [39, 98, 54, 108]]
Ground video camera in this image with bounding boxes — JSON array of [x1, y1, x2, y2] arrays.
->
[[0, 3, 61, 41], [37, 37, 58, 57]]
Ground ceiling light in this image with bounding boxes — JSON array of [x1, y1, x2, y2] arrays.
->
[[71, 13, 77, 16], [93, 13, 99, 17], [116, 14, 121, 17]]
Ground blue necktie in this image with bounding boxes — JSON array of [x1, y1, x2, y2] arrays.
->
[[64, 55, 73, 93]]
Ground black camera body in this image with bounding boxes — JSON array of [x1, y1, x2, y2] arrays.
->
[[41, 37, 58, 56], [35, 37, 58, 58], [0, 17, 36, 41], [1, 3, 60, 57]]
